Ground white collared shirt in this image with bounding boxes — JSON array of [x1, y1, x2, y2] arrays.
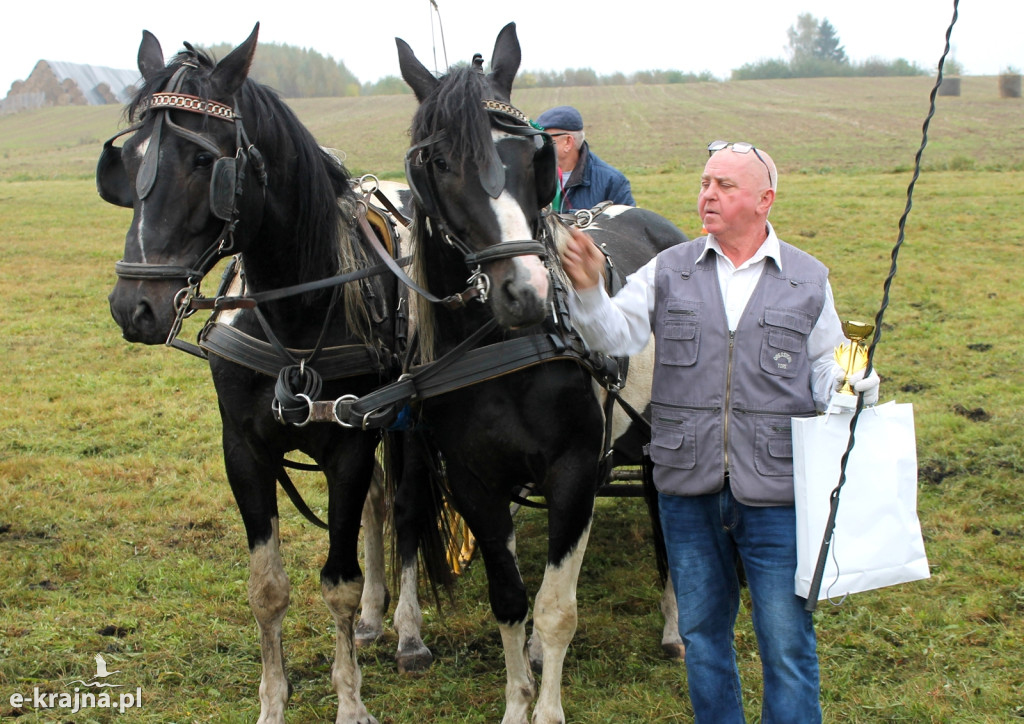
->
[[568, 222, 845, 408]]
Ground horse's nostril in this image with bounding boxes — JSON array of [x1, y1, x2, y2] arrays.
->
[[131, 300, 154, 327]]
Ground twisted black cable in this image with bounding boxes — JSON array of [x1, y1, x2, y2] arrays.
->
[[804, 0, 960, 611]]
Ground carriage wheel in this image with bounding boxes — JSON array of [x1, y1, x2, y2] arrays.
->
[[444, 504, 477, 575]]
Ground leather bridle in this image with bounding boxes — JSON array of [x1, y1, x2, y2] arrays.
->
[[403, 99, 557, 304], [99, 62, 268, 339]]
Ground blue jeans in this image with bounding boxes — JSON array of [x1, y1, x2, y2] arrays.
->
[[659, 488, 821, 724]]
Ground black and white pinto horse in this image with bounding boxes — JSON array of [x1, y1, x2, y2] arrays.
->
[[379, 22, 685, 723], [100, 25, 405, 724]]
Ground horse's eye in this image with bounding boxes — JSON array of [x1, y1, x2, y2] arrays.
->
[[195, 151, 215, 169], [432, 156, 449, 173]]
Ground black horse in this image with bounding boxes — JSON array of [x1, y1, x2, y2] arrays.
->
[[100, 25, 404, 724], [388, 22, 686, 723]]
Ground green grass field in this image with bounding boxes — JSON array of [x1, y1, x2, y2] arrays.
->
[[1, 75, 1022, 722]]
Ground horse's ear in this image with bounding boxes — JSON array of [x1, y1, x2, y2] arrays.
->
[[211, 23, 260, 96], [396, 37, 438, 103], [488, 22, 520, 102], [137, 30, 165, 82]]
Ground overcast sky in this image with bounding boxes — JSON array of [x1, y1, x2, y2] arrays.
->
[[1, 0, 1017, 97]]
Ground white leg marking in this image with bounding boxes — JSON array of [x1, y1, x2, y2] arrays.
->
[[499, 620, 534, 724], [323, 576, 378, 724], [249, 518, 290, 724], [660, 578, 685, 659], [493, 530, 532, 724], [394, 560, 433, 672], [356, 467, 387, 646], [531, 521, 593, 724]]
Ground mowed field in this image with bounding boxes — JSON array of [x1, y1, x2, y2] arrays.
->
[[1, 74, 1023, 722]]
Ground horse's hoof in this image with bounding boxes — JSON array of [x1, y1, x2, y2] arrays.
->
[[529, 655, 543, 675], [661, 642, 686, 660], [396, 642, 433, 673], [354, 621, 383, 648]]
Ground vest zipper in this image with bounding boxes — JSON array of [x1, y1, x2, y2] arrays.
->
[[724, 330, 735, 476]]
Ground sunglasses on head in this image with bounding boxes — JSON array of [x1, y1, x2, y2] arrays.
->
[[707, 140, 773, 189]]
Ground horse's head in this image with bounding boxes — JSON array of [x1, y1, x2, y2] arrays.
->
[[100, 24, 267, 344], [397, 22, 558, 330]]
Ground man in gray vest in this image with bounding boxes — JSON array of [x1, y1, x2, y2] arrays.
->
[[560, 141, 879, 723]]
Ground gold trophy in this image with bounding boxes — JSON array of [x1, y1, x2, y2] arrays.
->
[[831, 320, 874, 409]]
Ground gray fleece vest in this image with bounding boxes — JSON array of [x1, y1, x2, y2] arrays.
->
[[649, 237, 828, 506]]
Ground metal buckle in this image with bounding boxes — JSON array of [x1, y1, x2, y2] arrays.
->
[[292, 393, 315, 427], [332, 394, 359, 428], [467, 266, 491, 304], [357, 174, 380, 195], [574, 208, 595, 228], [166, 284, 198, 346]]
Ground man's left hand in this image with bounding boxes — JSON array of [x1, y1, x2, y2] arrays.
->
[[848, 368, 881, 405]]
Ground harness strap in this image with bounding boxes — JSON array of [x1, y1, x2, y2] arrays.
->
[[326, 326, 604, 430], [552, 200, 615, 229], [330, 318, 499, 428], [357, 202, 480, 309], [115, 261, 206, 280], [369, 185, 412, 228], [185, 257, 412, 311], [199, 321, 386, 380], [465, 240, 546, 266], [277, 465, 329, 530]]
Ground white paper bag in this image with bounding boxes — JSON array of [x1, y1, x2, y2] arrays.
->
[[792, 401, 930, 600]]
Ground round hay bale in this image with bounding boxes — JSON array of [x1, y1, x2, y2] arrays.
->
[[999, 73, 1022, 98], [938, 76, 961, 97]]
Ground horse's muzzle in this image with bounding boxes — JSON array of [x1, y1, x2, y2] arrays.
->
[[108, 279, 182, 345]]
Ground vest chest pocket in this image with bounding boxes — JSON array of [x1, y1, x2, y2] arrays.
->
[[659, 303, 700, 367], [759, 307, 813, 378]]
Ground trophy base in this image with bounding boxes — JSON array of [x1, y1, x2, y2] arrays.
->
[[827, 393, 861, 412]]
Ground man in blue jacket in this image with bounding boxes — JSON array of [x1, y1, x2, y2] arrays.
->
[[536, 105, 634, 212]]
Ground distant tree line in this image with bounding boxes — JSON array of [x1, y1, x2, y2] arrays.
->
[[207, 41, 361, 98], [361, 67, 716, 96], [731, 13, 929, 80], [205, 15, 929, 99]]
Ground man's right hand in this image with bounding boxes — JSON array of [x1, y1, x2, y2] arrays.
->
[[561, 226, 606, 290]]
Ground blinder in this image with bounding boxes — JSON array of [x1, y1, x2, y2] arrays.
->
[[404, 139, 440, 220], [404, 126, 558, 221], [533, 133, 557, 209], [210, 156, 239, 221], [97, 131, 240, 222], [97, 139, 133, 208], [98, 82, 266, 291]]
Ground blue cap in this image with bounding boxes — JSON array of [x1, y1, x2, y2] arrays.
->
[[536, 105, 583, 132]]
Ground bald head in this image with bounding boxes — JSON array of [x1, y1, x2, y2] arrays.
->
[[698, 143, 777, 252]]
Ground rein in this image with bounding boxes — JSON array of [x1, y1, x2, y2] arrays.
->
[[298, 211, 632, 432], [284, 99, 633, 433]]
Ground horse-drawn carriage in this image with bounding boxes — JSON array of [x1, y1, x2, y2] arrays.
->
[[98, 21, 686, 723]]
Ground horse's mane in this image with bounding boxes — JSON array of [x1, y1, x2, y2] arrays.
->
[[128, 46, 376, 340], [409, 65, 494, 169]]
